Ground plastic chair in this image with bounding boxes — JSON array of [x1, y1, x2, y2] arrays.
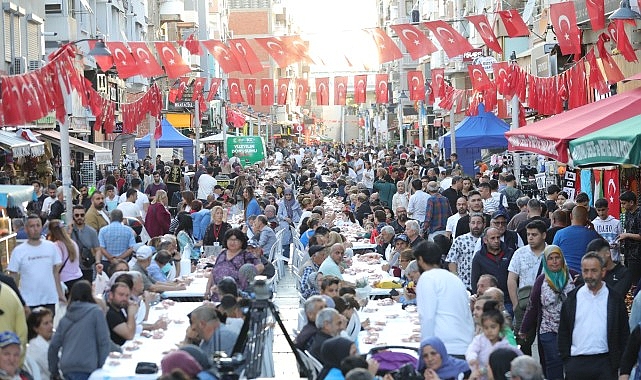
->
[[294, 349, 322, 380]]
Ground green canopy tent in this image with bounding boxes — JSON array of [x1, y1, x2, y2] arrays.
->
[[569, 114, 641, 167]]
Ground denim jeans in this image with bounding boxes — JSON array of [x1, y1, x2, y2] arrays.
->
[[539, 332, 564, 380]]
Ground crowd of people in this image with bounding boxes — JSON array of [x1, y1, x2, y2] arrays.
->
[[0, 143, 640, 380]]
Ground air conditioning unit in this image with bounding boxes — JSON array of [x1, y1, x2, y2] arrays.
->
[[29, 60, 44, 71], [10, 57, 27, 75]]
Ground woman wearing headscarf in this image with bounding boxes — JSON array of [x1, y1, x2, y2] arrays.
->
[[277, 188, 302, 259], [519, 244, 577, 380], [418, 336, 471, 380], [318, 336, 358, 380], [488, 348, 520, 380]]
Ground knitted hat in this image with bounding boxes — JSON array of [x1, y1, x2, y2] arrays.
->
[[161, 350, 203, 376]]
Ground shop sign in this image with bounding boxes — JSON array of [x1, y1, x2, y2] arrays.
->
[[226, 136, 266, 165]]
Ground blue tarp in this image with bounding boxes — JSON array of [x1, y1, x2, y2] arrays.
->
[[439, 104, 510, 175], [134, 119, 194, 162]]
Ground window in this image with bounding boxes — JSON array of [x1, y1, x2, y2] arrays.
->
[[3, 12, 10, 62], [27, 21, 40, 63]]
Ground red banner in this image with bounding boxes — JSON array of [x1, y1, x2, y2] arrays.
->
[[603, 169, 620, 218]]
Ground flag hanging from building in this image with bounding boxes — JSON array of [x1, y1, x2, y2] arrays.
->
[[390, 24, 438, 60], [465, 15, 503, 54]]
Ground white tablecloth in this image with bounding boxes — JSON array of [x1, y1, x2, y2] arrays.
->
[[90, 302, 203, 380], [162, 275, 209, 299], [357, 302, 421, 355], [343, 255, 396, 297]]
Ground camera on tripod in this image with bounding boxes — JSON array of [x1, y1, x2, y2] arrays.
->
[[390, 363, 423, 380]]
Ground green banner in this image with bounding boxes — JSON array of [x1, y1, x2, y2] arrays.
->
[[226, 136, 266, 166]]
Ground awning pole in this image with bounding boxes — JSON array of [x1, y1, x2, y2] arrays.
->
[[149, 115, 157, 171]]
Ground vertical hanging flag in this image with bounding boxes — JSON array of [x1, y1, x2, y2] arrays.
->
[[593, 169, 604, 205], [465, 15, 503, 54], [390, 24, 438, 60], [260, 79, 274, 106], [154, 42, 192, 79], [201, 40, 242, 73], [334, 76, 348, 105], [407, 71, 426, 101], [369, 27, 404, 63], [169, 77, 190, 103], [353, 75, 368, 104], [493, 62, 510, 95], [603, 169, 620, 218], [597, 34, 625, 83], [431, 68, 445, 98], [423, 21, 474, 58], [468, 64, 492, 91], [191, 78, 207, 101], [128, 42, 164, 77], [295, 78, 309, 106], [276, 78, 289, 105], [550, 2, 582, 56], [107, 42, 140, 78], [206, 78, 222, 102], [228, 38, 263, 74], [228, 78, 244, 104], [315, 77, 330, 106], [586, 0, 606, 30], [375, 73, 389, 104], [497, 10, 531, 37], [585, 49, 609, 94], [244, 79, 256, 105], [610, 20, 638, 62]]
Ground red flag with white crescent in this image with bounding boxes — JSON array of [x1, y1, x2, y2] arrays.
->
[[353, 75, 368, 104], [283, 35, 315, 64], [468, 64, 492, 91], [407, 71, 425, 101], [334, 76, 348, 105], [260, 79, 274, 106], [493, 62, 510, 95], [585, 49, 608, 94], [586, 0, 605, 30], [369, 27, 403, 63], [201, 40, 242, 73], [597, 34, 625, 83], [1, 76, 26, 126], [295, 79, 308, 106], [431, 68, 445, 98], [276, 78, 289, 106], [610, 20, 638, 62], [375, 74, 388, 104], [183, 34, 202, 55], [244, 79, 257, 105], [550, 2, 582, 56], [603, 169, 620, 218], [228, 38, 263, 74], [206, 78, 222, 102], [228, 78, 245, 104], [107, 42, 140, 78], [497, 10, 531, 37], [390, 24, 437, 60], [169, 77, 189, 103], [191, 78, 207, 101], [423, 21, 474, 58], [128, 42, 164, 77], [465, 15, 503, 54], [255, 37, 296, 68], [154, 42, 191, 79], [315, 77, 330, 106]]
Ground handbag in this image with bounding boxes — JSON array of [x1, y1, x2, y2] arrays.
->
[[135, 362, 158, 374]]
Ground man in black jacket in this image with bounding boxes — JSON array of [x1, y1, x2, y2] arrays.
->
[[558, 252, 629, 380]]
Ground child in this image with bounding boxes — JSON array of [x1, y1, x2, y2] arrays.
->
[[472, 296, 517, 346], [466, 301, 522, 379]]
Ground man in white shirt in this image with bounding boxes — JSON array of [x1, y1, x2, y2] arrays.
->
[[197, 167, 217, 202], [118, 178, 149, 219], [445, 196, 468, 239], [41, 184, 57, 217], [353, 153, 364, 182], [415, 240, 474, 356], [407, 179, 429, 226], [557, 252, 628, 380], [117, 189, 142, 222]]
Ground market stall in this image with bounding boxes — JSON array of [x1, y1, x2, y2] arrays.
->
[[134, 119, 195, 163]]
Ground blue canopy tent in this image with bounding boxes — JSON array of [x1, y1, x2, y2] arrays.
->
[[134, 119, 194, 162], [439, 104, 510, 175]]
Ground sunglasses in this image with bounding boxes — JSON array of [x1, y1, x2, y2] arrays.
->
[[74, 214, 85, 217]]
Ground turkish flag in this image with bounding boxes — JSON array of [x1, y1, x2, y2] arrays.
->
[[354, 75, 367, 104], [277, 78, 289, 105], [154, 118, 163, 140], [107, 42, 140, 78], [597, 34, 625, 83], [21, 74, 47, 122], [484, 85, 498, 112], [260, 79, 274, 106], [295, 78, 308, 106], [226, 108, 246, 128], [201, 40, 242, 73], [431, 68, 445, 98], [497, 10, 530, 37], [585, 49, 609, 94], [206, 78, 222, 102], [407, 71, 425, 101], [567, 60, 587, 109], [493, 62, 510, 95], [586, 0, 606, 30], [183, 34, 202, 55], [390, 24, 437, 60], [2, 76, 26, 126], [334, 76, 348, 105], [169, 77, 190, 103], [550, 2, 582, 56], [154, 42, 191, 79], [283, 35, 315, 64], [603, 169, 620, 218], [468, 64, 492, 91], [255, 37, 296, 68], [369, 27, 403, 63], [228, 38, 263, 74], [611, 20, 638, 62], [465, 15, 503, 54], [128, 42, 164, 77], [423, 21, 474, 58], [228, 78, 245, 104], [375, 74, 388, 104], [191, 78, 207, 101], [244, 79, 257, 105], [315, 77, 330, 106]]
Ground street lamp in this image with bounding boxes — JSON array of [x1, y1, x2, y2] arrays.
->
[[610, 0, 641, 19], [398, 91, 408, 146]]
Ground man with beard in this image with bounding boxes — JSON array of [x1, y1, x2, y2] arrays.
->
[[558, 252, 628, 380], [455, 191, 488, 238], [445, 196, 468, 239], [144, 171, 167, 202], [41, 184, 57, 218], [390, 206, 411, 234], [85, 191, 110, 232], [441, 176, 463, 214], [106, 282, 138, 346], [70, 205, 103, 281], [446, 213, 485, 290]]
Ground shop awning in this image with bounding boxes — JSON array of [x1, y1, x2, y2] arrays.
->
[[200, 133, 224, 143], [505, 88, 641, 163], [0, 185, 34, 208], [0, 133, 30, 158], [569, 114, 641, 167], [0, 131, 45, 157], [36, 130, 112, 165]]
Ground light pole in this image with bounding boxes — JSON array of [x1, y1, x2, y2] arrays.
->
[[398, 91, 408, 147]]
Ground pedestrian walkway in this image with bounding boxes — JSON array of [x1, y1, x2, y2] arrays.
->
[[271, 266, 303, 378]]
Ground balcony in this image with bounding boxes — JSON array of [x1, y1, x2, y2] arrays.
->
[[159, 0, 184, 22]]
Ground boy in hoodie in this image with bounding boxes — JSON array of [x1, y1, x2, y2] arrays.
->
[[592, 198, 623, 262]]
